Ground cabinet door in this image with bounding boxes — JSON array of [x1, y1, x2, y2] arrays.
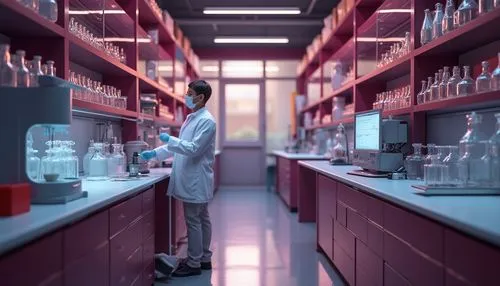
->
[[317, 175, 336, 261], [64, 242, 109, 286]]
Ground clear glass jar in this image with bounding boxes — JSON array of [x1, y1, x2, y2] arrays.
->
[[492, 53, 500, 90], [424, 143, 437, 165], [456, 0, 479, 26], [26, 147, 40, 181], [447, 66, 462, 97], [436, 146, 449, 162], [443, 146, 461, 186], [439, 66, 450, 100], [459, 112, 487, 157], [39, 0, 58, 23], [108, 143, 125, 176], [458, 144, 472, 187], [424, 155, 448, 186], [66, 141, 79, 179], [88, 143, 108, 179], [457, 66, 475, 96], [14, 50, 30, 87], [476, 61, 491, 93], [405, 143, 425, 180], [0, 44, 17, 87], [83, 146, 94, 176]]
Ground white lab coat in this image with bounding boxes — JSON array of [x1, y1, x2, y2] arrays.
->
[[154, 107, 216, 203]]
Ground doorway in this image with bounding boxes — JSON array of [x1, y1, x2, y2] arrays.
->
[[219, 80, 266, 186]]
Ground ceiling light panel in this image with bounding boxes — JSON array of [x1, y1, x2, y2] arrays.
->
[[203, 7, 301, 15], [214, 37, 289, 44]]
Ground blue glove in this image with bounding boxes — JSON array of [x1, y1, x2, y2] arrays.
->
[[140, 150, 156, 160], [159, 132, 170, 143]]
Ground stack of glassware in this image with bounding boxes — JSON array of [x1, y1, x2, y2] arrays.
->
[[16, 0, 58, 23], [405, 111, 500, 189], [373, 85, 411, 111], [40, 140, 79, 182], [69, 70, 128, 110], [421, 0, 499, 46], [69, 18, 127, 64], [377, 32, 411, 68], [0, 44, 57, 87], [417, 59, 500, 105]]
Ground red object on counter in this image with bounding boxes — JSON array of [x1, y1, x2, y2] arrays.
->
[[0, 183, 31, 216]]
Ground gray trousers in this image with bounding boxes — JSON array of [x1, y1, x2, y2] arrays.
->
[[183, 202, 212, 268]]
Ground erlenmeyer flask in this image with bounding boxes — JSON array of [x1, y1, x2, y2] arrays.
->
[[476, 61, 491, 93]]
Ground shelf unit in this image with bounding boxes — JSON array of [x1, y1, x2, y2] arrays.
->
[[0, 0, 196, 140], [297, 0, 500, 144]]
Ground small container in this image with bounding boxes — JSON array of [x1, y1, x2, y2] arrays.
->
[[129, 152, 140, 177]]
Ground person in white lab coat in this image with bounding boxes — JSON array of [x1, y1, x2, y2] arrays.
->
[[140, 80, 216, 277]]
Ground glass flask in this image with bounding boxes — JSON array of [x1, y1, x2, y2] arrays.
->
[[0, 44, 17, 87], [421, 9, 433, 45], [439, 66, 450, 100], [492, 53, 500, 90], [489, 113, 500, 187], [456, 0, 479, 26], [447, 66, 462, 97], [29, 55, 44, 87], [457, 66, 475, 96], [433, 3, 444, 39], [331, 124, 348, 164], [14, 50, 30, 87], [443, 146, 461, 185], [425, 77, 433, 102], [476, 61, 491, 93], [430, 71, 441, 101], [459, 112, 487, 157], [46, 60, 55, 76], [88, 143, 108, 179], [442, 0, 456, 34], [479, 0, 494, 14], [405, 143, 425, 180], [108, 143, 126, 177], [83, 145, 95, 176], [39, 0, 58, 23], [417, 80, 426, 104], [424, 155, 448, 186], [424, 144, 437, 165]]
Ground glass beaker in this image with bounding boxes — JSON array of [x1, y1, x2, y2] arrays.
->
[[88, 143, 108, 179], [457, 66, 475, 96], [0, 44, 17, 87], [447, 66, 462, 97], [405, 143, 425, 180], [424, 155, 448, 186], [476, 61, 491, 93], [443, 146, 461, 186]]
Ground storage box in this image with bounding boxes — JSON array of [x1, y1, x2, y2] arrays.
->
[[0, 183, 31, 216]]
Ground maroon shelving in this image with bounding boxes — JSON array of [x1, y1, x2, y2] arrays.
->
[[306, 116, 355, 130], [383, 107, 412, 117], [154, 116, 182, 128], [73, 99, 138, 118], [356, 55, 411, 86], [414, 91, 500, 114], [137, 0, 175, 45]]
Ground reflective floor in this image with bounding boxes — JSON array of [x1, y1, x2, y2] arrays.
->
[[156, 187, 345, 286]]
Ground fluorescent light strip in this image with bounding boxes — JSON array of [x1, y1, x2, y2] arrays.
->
[[357, 37, 405, 42], [204, 7, 300, 15], [68, 9, 126, 15], [101, 37, 151, 43], [378, 9, 413, 14], [214, 37, 289, 44]]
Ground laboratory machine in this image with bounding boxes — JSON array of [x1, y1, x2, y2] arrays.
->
[[351, 110, 408, 174], [0, 75, 86, 204]]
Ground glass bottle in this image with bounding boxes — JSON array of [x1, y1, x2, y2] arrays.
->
[[425, 144, 437, 165], [475, 61, 491, 93], [331, 124, 348, 164], [14, 50, 30, 87], [67, 141, 79, 179], [440, 66, 450, 100], [489, 113, 500, 187], [436, 146, 449, 162], [478, 142, 492, 187], [442, 0, 456, 34], [108, 143, 125, 176], [457, 66, 475, 96], [459, 112, 487, 156], [46, 60, 55, 76], [443, 146, 461, 185], [456, 0, 479, 26], [41, 148, 58, 182], [492, 53, 500, 90], [129, 152, 140, 177], [479, 0, 494, 14], [433, 3, 444, 39], [424, 155, 448, 186], [29, 55, 44, 87], [0, 44, 17, 87], [82, 145, 95, 176], [458, 143, 472, 186], [119, 144, 127, 172], [405, 143, 425, 180], [425, 77, 433, 102], [26, 145, 41, 181], [39, 0, 58, 23], [417, 80, 426, 105], [421, 9, 433, 45], [430, 71, 441, 101], [88, 143, 108, 179], [447, 66, 462, 97]]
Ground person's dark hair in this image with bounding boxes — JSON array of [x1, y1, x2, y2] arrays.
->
[[188, 80, 212, 103]]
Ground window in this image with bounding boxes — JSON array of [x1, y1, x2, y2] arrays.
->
[[224, 84, 260, 141], [265, 60, 299, 78], [222, 61, 264, 78]]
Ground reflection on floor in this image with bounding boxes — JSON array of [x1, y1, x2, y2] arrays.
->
[[156, 187, 345, 286]]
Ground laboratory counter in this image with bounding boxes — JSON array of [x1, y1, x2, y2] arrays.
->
[[272, 150, 328, 215], [298, 160, 500, 286]]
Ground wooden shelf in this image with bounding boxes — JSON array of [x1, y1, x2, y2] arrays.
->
[[383, 107, 412, 117], [301, 82, 354, 113], [72, 99, 138, 118], [306, 116, 354, 130], [413, 91, 500, 114], [356, 55, 411, 86]]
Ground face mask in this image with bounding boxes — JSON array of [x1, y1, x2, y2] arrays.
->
[[184, 95, 196, 109]]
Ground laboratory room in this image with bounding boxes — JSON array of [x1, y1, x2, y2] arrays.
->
[[1, 0, 500, 286]]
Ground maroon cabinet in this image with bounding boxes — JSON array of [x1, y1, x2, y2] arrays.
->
[[316, 174, 337, 260], [0, 185, 158, 286], [276, 157, 294, 210]]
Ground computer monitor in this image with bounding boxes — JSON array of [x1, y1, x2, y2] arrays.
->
[[354, 110, 381, 151]]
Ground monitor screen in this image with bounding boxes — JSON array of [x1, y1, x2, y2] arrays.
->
[[355, 110, 380, 150]]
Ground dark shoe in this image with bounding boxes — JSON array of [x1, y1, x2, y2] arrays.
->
[[201, 261, 212, 270], [172, 263, 201, 277], [155, 256, 174, 277]]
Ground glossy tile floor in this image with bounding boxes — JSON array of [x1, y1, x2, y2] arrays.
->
[[156, 187, 345, 286]]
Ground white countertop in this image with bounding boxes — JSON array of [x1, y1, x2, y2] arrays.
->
[[0, 168, 171, 255], [272, 150, 328, 160], [299, 161, 500, 248]]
